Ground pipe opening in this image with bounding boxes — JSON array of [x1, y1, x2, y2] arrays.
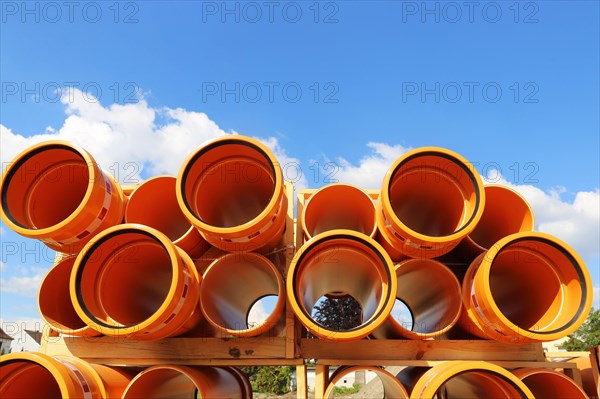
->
[[389, 155, 476, 237], [200, 253, 284, 335], [391, 299, 413, 331], [291, 234, 395, 338], [125, 176, 193, 240], [78, 232, 173, 327], [303, 184, 376, 238], [2, 146, 89, 230], [325, 367, 409, 399], [38, 257, 87, 332], [516, 370, 588, 399], [469, 186, 534, 250], [124, 368, 198, 398], [393, 260, 462, 336], [489, 239, 583, 333], [435, 370, 529, 398], [247, 295, 278, 328], [182, 141, 276, 228], [0, 362, 62, 399]]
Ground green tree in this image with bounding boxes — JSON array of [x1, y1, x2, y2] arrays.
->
[[251, 366, 294, 394], [312, 296, 362, 332], [560, 308, 600, 351]]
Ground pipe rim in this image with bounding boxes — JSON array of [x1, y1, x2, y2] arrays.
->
[[287, 229, 397, 341], [177, 135, 284, 236], [301, 183, 377, 239], [474, 232, 592, 341], [70, 224, 188, 335], [0, 140, 99, 237], [0, 352, 105, 398], [125, 175, 197, 244], [410, 361, 534, 398], [200, 252, 285, 336], [379, 146, 485, 243]]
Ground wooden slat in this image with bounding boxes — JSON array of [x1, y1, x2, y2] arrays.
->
[[296, 364, 308, 399], [43, 336, 289, 365], [301, 339, 544, 362], [314, 364, 329, 399]]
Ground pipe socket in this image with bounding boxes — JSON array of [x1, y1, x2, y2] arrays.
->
[[70, 224, 202, 340], [287, 230, 397, 341], [0, 141, 125, 253], [200, 252, 285, 336], [372, 258, 462, 339], [377, 147, 485, 258], [0, 352, 134, 399], [324, 366, 409, 398], [122, 365, 249, 399], [177, 135, 287, 252], [38, 256, 99, 337], [302, 183, 376, 239], [125, 175, 209, 259], [461, 232, 593, 343], [401, 361, 534, 398]]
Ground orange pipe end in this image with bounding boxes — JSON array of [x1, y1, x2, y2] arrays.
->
[[177, 135, 287, 252], [0, 353, 133, 399], [302, 183, 376, 239], [200, 252, 285, 337], [377, 147, 485, 258], [0, 141, 125, 253], [70, 224, 202, 340], [463, 184, 535, 254], [324, 366, 409, 398], [287, 230, 397, 341], [512, 368, 589, 399], [38, 256, 99, 337], [461, 232, 593, 343], [122, 365, 249, 399], [406, 361, 534, 398], [373, 258, 462, 339], [125, 175, 209, 259]]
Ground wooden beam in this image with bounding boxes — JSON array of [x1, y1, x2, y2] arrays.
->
[[296, 364, 308, 399], [314, 364, 329, 399], [301, 339, 544, 362]]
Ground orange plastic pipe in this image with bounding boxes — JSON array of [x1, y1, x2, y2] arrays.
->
[[324, 366, 409, 398], [512, 368, 589, 399], [287, 230, 397, 341], [70, 224, 202, 340], [177, 135, 287, 252], [200, 252, 285, 337], [302, 183, 376, 239], [122, 365, 249, 399], [372, 258, 462, 339], [0, 352, 134, 399], [38, 256, 99, 337], [461, 232, 593, 343], [125, 175, 209, 259], [0, 141, 125, 253], [377, 147, 485, 258], [404, 361, 534, 398], [459, 184, 535, 258]]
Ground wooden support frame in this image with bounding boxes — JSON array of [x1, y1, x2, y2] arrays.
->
[[32, 183, 591, 399]]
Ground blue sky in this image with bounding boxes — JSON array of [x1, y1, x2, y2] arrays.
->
[[1, 1, 599, 328]]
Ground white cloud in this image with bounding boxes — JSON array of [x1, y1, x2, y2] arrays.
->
[[1, 89, 298, 184], [487, 174, 600, 260], [594, 286, 600, 309], [247, 300, 269, 328], [326, 142, 412, 189], [0, 271, 44, 297]]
